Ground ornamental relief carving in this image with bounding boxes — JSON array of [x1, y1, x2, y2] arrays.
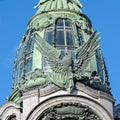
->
[[38, 102, 101, 120]]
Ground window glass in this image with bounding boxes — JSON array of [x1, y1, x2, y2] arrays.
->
[[66, 31, 74, 46], [25, 29, 35, 53], [56, 30, 64, 45], [19, 63, 23, 78], [96, 58, 104, 80], [13, 62, 23, 85], [25, 57, 32, 73], [17, 46, 24, 60], [65, 20, 71, 27], [45, 31, 53, 45], [56, 19, 63, 26], [67, 47, 74, 51], [26, 35, 34, 53], [43, 19, 77, 72]]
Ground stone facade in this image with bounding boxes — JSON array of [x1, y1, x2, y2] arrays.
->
[[0, 83, 114, 120]]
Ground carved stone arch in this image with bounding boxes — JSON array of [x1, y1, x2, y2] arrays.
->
[[0, 102, 21, 120], [26, 95, 113, 120]]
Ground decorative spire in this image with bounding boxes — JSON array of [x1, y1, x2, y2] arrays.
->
[[34, 0, 83, 14]]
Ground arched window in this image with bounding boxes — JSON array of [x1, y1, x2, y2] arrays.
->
[[12, 29, 35, 88], [43, 19, 79, 71], [25, 56, 33, 73], [25, 30, 35, 53], [55, 19, 75, 51], [24, 29, 35, 74], [45, 19, 75, 51]]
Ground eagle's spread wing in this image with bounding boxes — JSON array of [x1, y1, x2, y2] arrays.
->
[[35, 32, 72, 73], [74, 31, 100, 74], [35, 31, 60, 60]]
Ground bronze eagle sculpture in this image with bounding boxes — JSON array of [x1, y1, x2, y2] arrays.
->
[[35, 31, 100, 74], [35, 31, 100, 92]]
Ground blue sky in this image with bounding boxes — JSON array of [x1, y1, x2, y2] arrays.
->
[[0, 0, 120, 106]]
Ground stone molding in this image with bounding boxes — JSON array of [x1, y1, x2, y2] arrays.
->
[[22, 82, 114, 102], [76, 82, 114, 102], [0, 102, 21, 120], [26, 95, 114, 120]]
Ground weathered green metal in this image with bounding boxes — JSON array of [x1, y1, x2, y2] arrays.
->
[[34, 0, 83, 14], [9, 0, 111, 103], [35, 31, 100, 93]]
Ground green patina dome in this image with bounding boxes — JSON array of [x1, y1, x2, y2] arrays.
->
[[34, 0, 83, 14], [9, 0, 110, 103]]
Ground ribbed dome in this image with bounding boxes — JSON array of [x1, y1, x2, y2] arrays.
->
[[9, 0, 111, 103], [34, 0, 83, 14]]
